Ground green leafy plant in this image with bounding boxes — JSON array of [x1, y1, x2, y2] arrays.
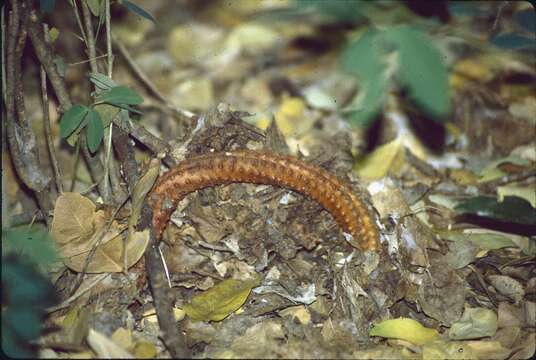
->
[[59, 82, 143, 153], [293, 1, 451, 126], [1, 227, 58, 358]]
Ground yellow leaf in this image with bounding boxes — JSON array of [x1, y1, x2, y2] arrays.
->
[[184, 276, 261, 322], [370, 317, 439, 346], [354, 137, 404, 180]]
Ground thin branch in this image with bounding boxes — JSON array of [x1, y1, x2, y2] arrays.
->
[[41, 23, 64, 194], [105, 0, 113, 77], [27, 6, 112, 202], [80, 0, 99, 74], [5, 0, 53, 226]]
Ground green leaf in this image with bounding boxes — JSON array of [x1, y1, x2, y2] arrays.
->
[[490, 33, 536, 50], [60, 104, 90, 139], [86, 109, 104, 153], [93, 103, 120, 128], [121, 0, 156, 23], [89, 73, 118, 91], [386, 25, 450, 120], [96, 85, 143, 106], [2, 227, 58, 267], [455, 196, 536, 226], [341, 30, 388, 126]]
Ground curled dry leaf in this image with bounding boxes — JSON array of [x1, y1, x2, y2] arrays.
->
[[50, 192, 148, 273]]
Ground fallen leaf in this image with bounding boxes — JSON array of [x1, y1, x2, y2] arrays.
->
[[449, 307, 498, 340], [369, 317, 439, 346], [354, 137, 405, 180], [183, 275, 261, 322]]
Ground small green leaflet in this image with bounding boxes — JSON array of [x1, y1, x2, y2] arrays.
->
[[386, 26, 450, 121], [341, 30, 388, 126], [96, 86, 143, 106], [89, 73, 118, 91], [120, 0, 156, 23], [60, 104, 90, 139], [86, 109, 104, 153]]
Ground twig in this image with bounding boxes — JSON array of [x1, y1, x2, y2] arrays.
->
[[1, 7, 7, 104], [80, 0, 99, 74], [5, 0, 53, 226], [112, 124, 189, 357], [70, 0, 89, 48], [41, 23, 63, 194], [105, 0, 113, 77], [47, 273, 110, 313]]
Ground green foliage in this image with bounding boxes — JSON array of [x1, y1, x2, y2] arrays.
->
[[86, 109, 104, 153], [2, 227, 57, 268], [2, 228, 58, 358], [59, 79, 143, 154], [95, 85, 144, 106], [455, 196, 536, 226], [342, 25, 450, 125], [120, 0, 156, 24], [59, 104, 90, 139], [341, 31, 388, 126], [385, 26, 450, 119]]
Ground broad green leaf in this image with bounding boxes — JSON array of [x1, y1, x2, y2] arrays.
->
[[490, 33, 536, 50], [60, 104, 89, 139], [120, 0, 156, 23], [455, 196, 536, 226], [86, 109, 104, 153], [184, 276, 261, 322], [386, 26, 450, 120], [2, 227, 58, 267], [96, 86, 143, 106], [89, 73, 118, 91], [341, 30, 388, 126], [370, 317, 439, 346], [93, 103, 120, 128]]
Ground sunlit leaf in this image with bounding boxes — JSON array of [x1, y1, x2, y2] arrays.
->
[[354, 137, 404, 179], [370, 317, 439, 346], [184, 276, 261, 322], [86, 109, 104, 153], [386, 25, 450, 120], [60, 104, 89, 139], [96, 86, 143, 106], [120, 0, 156, 23]]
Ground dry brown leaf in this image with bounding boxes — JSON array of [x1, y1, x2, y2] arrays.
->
[[65, 229, 149, 273]]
